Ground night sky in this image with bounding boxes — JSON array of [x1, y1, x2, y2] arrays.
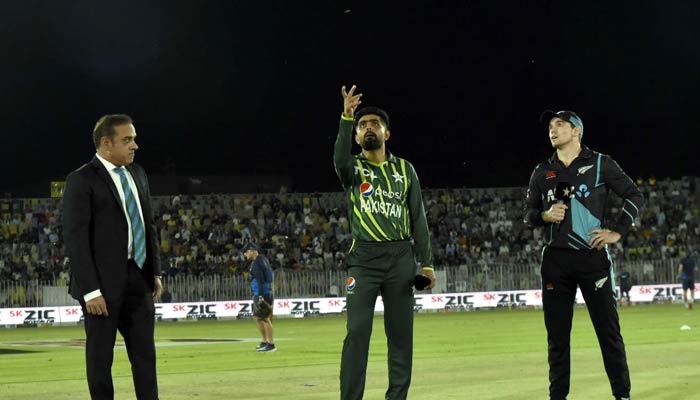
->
[[1, 1, 698, 195]]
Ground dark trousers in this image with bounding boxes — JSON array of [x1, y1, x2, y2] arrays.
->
[[340, 241, 416, 400], [541, 246, 630, 400], [80, 260, 158, 400]]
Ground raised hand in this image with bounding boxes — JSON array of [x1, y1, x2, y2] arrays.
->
[[341, 84, 363, 118]]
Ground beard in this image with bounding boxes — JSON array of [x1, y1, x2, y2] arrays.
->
[[361, 136, 382, 151]]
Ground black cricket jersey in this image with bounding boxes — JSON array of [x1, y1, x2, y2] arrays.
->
[[524, 145, 644, 250]]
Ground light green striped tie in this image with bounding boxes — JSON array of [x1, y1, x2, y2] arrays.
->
[[115, 168, 147, 268]]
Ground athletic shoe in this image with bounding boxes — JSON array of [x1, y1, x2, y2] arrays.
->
[[255, 342, 268, 351], [260, 343, 277, 352]]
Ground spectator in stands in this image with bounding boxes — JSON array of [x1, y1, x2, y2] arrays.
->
[[2, 170, 697, 284]]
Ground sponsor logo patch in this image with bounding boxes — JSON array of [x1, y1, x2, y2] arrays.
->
[[347, 277, 356, 291], [354, 166, 377, 181], [359, 182, 374, 197], [576, 184, 591, 198]]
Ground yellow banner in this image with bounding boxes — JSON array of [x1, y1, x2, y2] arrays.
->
[[51, 181, 65, 198]]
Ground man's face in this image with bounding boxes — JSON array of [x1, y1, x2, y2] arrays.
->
[[245, 249, 257, 260], [355, 114, 390, 151], [102, 123, 138, 166], [548, 117, 578, 148]]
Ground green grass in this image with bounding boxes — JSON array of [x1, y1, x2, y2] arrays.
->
[[1, 304, 699, 399]]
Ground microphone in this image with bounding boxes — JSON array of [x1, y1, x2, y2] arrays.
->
[[554, 181, 573, 203], [414, 274, 432, 291], [552, 181, 572, 227]]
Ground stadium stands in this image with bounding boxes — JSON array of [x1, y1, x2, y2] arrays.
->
[[0, 177, 697, 306]]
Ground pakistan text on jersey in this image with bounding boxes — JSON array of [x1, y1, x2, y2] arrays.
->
[[360, 198, 403, 218]]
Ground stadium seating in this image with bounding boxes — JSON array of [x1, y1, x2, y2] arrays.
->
[[0, 177, 697, 306]]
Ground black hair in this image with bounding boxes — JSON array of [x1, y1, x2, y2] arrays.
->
[[92, 114, 133, 149], [353, 106, 390, 129]]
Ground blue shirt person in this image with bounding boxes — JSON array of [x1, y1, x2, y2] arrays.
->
[[243, 242, 276, 352], [678, 252, 696, 309]]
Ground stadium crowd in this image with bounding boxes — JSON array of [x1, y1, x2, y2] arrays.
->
[[0, 177, 698, 282]]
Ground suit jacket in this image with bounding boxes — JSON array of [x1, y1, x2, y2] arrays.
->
[[64, 156, 162, 302]]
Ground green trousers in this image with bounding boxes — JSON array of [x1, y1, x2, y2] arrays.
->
[[340, 240, 416, 400]]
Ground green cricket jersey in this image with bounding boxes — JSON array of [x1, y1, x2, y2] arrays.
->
[[333, 115, 433, 268]]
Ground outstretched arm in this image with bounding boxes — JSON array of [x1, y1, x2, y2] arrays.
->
[[333, 85, 363, 189]]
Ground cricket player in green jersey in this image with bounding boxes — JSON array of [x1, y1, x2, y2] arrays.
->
[[335, 84, 435, 400]]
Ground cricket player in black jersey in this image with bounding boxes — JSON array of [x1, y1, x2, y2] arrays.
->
[[335, 85, 435, 400], [524, 110, 644, 400]]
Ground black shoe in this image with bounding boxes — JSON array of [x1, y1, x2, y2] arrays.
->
[[259, 343, 277, 352], [255, 342, 268, 351]]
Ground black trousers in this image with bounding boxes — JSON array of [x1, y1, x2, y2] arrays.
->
[[80, 260, 158, 400], [340, 241, 416, 400], [541, 246, 630, 400]]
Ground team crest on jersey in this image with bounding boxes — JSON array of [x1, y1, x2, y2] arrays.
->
[[359, 182, 374, 197], [577, 165, 594, 176], [347, 277, 356, 291]]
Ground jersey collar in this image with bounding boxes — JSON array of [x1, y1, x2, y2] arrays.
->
[[548, 145, 594, 164], [357, 150, 398, 166]]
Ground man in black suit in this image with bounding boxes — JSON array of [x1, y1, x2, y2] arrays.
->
[[64, 114, 163, 400]]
